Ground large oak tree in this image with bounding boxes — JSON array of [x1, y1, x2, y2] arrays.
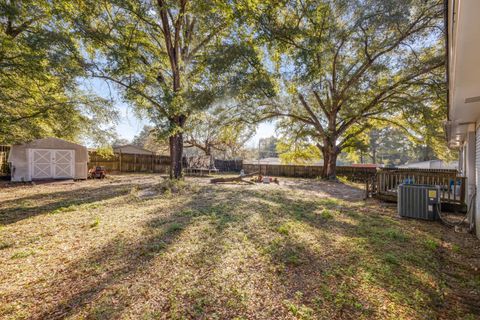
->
[[73, 0, 273, 178], [184, 108, 255, 158], [240, 0, 445, 179]]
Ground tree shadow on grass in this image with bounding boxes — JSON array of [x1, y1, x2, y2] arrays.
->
[[0, 183, 138, 226], [5, 182, 479, 319], [26, 186, 241, 320], [245, 190, 458, 319], [281, 178, 365, 202]]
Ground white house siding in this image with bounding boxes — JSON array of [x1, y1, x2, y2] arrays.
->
[[466, 131, 476, 196], [475, 125, 480, 236]]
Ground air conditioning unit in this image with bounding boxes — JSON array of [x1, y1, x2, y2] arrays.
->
[[398, 184, 441, 220]]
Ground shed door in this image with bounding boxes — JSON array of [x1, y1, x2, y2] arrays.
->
[[31, 149, 74, 180], [31, 149, 52, 179], [53, 150, 74, 179]]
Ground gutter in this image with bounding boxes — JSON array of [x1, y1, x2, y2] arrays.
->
[[444, 0, 450, 121]]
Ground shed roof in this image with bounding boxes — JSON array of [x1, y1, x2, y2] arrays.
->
[[12, 137, 86, 149]]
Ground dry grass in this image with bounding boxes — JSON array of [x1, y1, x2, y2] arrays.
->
[[0, 174, 479, 320]]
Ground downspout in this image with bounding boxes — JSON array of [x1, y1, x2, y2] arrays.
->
[[444, 0, 450, 121]]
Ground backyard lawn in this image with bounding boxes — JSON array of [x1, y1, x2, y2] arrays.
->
[[0, 174, 479, 320]]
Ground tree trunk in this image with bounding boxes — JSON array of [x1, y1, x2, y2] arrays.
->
[[320, 139, 340, 180], [169, 116, 186, 179], [169, 133, 184, 179], [325, 149, 339, 180], [320, 145, 329, 178]]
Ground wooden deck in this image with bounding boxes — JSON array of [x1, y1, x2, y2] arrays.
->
[[370, 168, 466, 206]]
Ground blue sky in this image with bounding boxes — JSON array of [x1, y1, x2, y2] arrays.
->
[[84, 78, 277, 147], [114, 103, 277, 148]]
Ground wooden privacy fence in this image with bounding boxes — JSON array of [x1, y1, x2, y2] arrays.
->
[[214, 159, 243, 172], [88, 151, 170, 174], [0, 145, 11, 176], [242, 162, 377, 182], [89, 152, 243, 174], [374, 168, 466, 204]]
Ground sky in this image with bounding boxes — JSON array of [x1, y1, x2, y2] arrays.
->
[[114, 103, 277, 148], [84, 78, 277, 148]]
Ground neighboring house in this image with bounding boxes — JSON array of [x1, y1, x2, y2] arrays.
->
[[254, 157, 282, 165], [113, 144, 154, 155], [445, 0, 480, 237], [8, 137, 88, 181], [398, 160, 458, 170]]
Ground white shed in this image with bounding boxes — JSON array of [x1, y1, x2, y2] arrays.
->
[[8, 137, 88, 181]]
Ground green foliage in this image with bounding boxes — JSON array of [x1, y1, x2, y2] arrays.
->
[[237, 0, 446, 177], [132, 125, 169, 155], [277, 139, 321, 164], [184, 107, 255, 158], [95, 146, 114, 158], [384, 228, 408, 242], [0, 241, 13, 250], [451, 244, 460, 253], [0, 0, 116, 145], [73, 0, 274, 137], [1, 0, 450, 175], [339, 123, 454, 166], [284, 299, 315, 320], [394, 71, 456, 162], [69, 0, 275, 177], [166, 222, 184, 234], [384, 253, 400, 265]]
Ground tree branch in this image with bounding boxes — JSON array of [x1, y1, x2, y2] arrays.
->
[[337, 58, 444, 135], [298, 93, 327, 137]]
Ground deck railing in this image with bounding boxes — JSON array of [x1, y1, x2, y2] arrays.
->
[[373, 168, 466, 204]]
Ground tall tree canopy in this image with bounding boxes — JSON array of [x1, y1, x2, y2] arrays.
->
[[132, 125, 169, 155], [0, 0, 115, 145], [73, 0, 274, 178], [239, 0, 445, 179], [184, 107, 255, 158]]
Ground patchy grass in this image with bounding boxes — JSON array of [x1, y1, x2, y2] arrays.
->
[[0, 174, 479, 319], [89, 217, 100, 229], [10, 249, 35, 259], [424, 238, 440, 251]]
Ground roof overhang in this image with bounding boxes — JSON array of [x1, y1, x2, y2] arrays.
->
[[447, 0, 480, 144], [445, 120, 475, 148]]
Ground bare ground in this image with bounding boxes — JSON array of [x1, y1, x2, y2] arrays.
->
[[0, 174, 479, 320]]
